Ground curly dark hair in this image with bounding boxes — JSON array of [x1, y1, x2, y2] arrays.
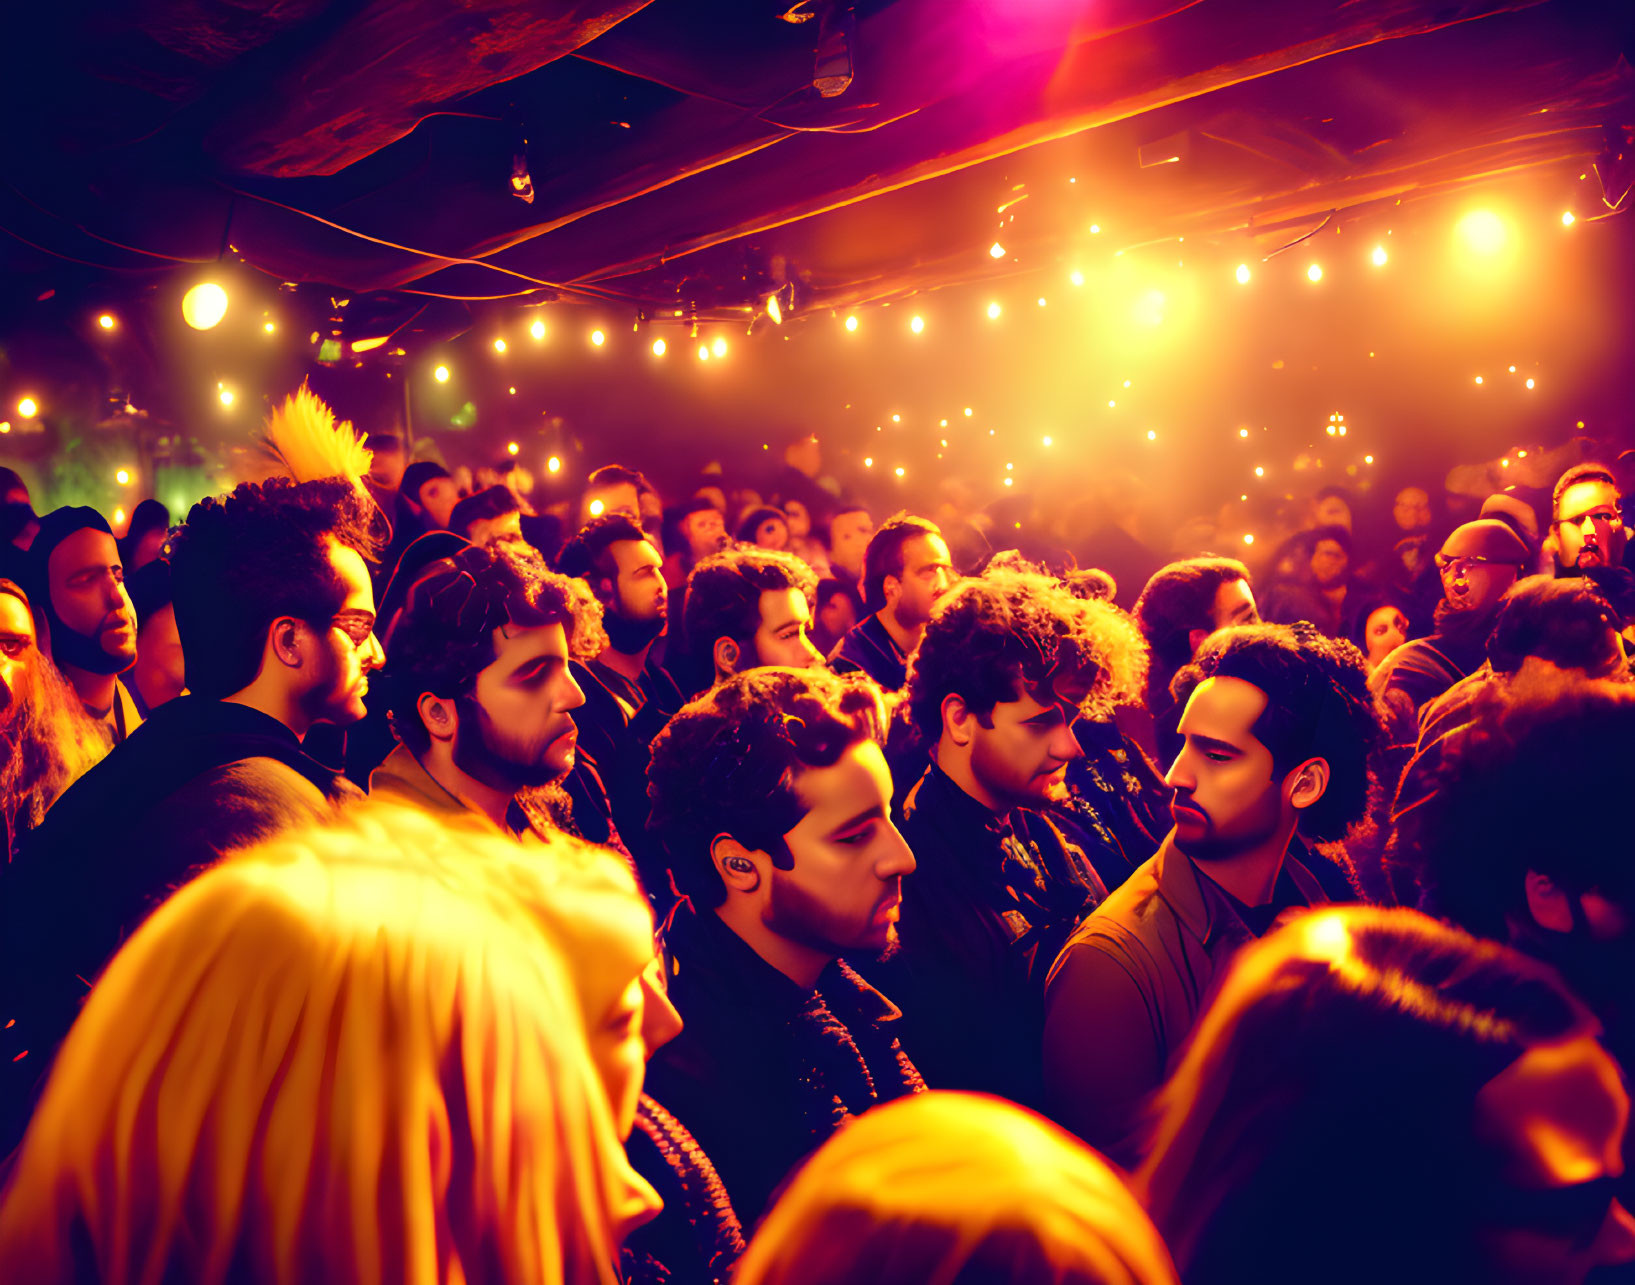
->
[[168, 477, 376, 700], [1170, 622, 1384, 842], [646, 667, 887, 907], [381, 542, 605, 755], [556, 512, 649, 603], [906, 568, 1142, 738], [1408, 676, 1635, 939], [1133, 557, 1252, 694], [681, 545, 816, 659]]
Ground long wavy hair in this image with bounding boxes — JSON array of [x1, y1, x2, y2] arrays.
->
[[0, 579, 106, 844], [0, 803, 659, 1285]]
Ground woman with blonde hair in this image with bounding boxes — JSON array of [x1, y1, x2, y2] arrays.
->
[[0, 802, 660, 1285], [734, 1092, 1179, 1285]]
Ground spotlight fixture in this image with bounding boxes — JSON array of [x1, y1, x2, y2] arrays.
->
[[182, 282, 228, 330], [813, 0, 856, 98]]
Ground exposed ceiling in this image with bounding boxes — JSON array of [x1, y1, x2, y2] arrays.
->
[[2, 0, 1630, 333]]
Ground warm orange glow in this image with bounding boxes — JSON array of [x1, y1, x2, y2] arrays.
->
[[507, 442, 520, 456], [589, 499, 606, 516], [433, 365, 450, 383], [113, 507, 126, 527], [351, 336, 389, 353], [1146, 430, 1157, 441], [910, 315, 925, 335], [218, 388, 235, 407], [698, 345, 710, 361], [1562, 211, 1577, 227], [1235, 263, 1251, 284], [963, 407, 973, 417], [1004, 477, 1014, 486], [182, 282, 228, 330], [891, 413, 901, 423], [1307, 263, 1323, 283], [987, 302, 1002, 319], [0, 422, 10, 434], [1042, 435, 1053, 447], [16, 396, 38, 418], [1037, 297, 1047, 308], [1090, 223, 1101, 234], [651, 338, 667, 357], [1069, 270, 1084, 287], [547, 456, 562, 474], [591, 330, 607, 347], [989, 242, 1006, 259], [115, 469, 131, 486], [263, 321, 276, 334], [1371, 246, 1388, 267], [844, 315, 858, 332], [1243, 534, 1255, 546], [863, 457, 874, 467], [712, 337, 727, 357], [530, 319, 547, 340], [1239, 428, 1250, 438], [1255, 466, 1265, 477], [1365, 455, 1375, 464], [1458, 210, 1507, 255], [894, 466, 905, 478], [98, 314, 115, 330], [1474, 375, 1484, 385], [1525, 377, 1536, 390], [493, 338, 507, 354]]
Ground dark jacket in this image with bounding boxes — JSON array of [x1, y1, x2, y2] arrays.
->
[[1042, 837, 1326, 1166], [828, 612, 907, 692], [860, 762, 1105, 1109], [1368, 628, 1488, 748], [644, 906, 923, 1226], [1051, 718, 1171, 893], [1, 696, 358, 1151], [623, 1094, 746, 1285]]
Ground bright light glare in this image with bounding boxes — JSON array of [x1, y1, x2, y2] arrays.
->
[[1146, 430, 1157, 441], [1457, 210, 1507, 255], [963, 407, 973, 417], [1235, 263, 1251, 284], [98, 313, 115, 330], [652, 338, 667, 357], [864, 457, 874, 468], [1255, 466, 1265, 477], [844, 315, 859, 332], [115, 469, 131, 485], [182, 282, 229, 330], [531, 319, 547, 340], [1525, 377, 1536, 389], [507, 441, 520, 456], [910, 315, 925, 334], [493, 338, 507, 354], [989, 242, 1006, 259], [113, 507, 126, 527], [894, 466, 905, 478], [1042, 435, 1052, 447], [1243, 534, 1255, 546], [1562, 211, 1576, 227], [219, 389, 235, 407], [16, 396, 38, 418], [1239, 427, 1250, 438], [591, 329, 607, 347], [767, 294, 783, 325], [712, 337, 727, 357], [1307, 263, 1323, 283], [987, 302, 1002, 319], [698, 345, 710, 361], [434, 365, 450, 383], [263, 321, 276, 334], [1474, 375, 1484, 385], [589, 500, 605, 517], [547, 456, 562, 474], [1371, 246, 1388, 266], [1070, 271, 1084, 287]]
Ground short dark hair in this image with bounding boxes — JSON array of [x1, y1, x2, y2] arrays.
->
[[448, 484, 518, 539], [1307, 524, 1352, 560], [556, 512, 649, 603], [735, 506, 788, 545], [1553, 463, 1620, 519], [906, 567, 1146, 738], [682, 546, 816, 658], [1134, 557, 1252, 680], [1411, 677, 1635, 937], [168, 477, 375, 700], [585, 463, 649, 497], [401, 461, 450, 505], [380, 542, 604, 756], [1170, 622, 1384, 842], [646, 668, 888, 906], [124, 558, 173, 632], [678, 495, 721, 521], [861, 513, 942, 612], [1485, 576, 1621, 675]]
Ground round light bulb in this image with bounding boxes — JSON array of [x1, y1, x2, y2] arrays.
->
[[181, 282, 229, 330]]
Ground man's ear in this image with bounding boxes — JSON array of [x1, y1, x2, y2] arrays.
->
[[882, 573, 902, 610], [268, 616, 306, 670], [711, 835, 763, 894], [417, 692, 458, 745], [942, 692, 975, 748], [713, 636, 740, 678], [1285, 756, 1330, 812], [1525, 870, 1575, 933]]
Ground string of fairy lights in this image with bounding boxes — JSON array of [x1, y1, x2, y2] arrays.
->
[[0, 197, 1605, 539]]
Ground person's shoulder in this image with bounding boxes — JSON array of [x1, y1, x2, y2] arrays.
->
[[162, 757, 335, 838]]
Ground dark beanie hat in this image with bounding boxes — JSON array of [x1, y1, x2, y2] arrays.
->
[[401, 461, 450, 500]]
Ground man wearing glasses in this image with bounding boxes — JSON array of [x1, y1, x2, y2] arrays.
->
[[4, 475, 384, 1152], [1369, 517, 1532, 748], [1550, 464, 1626, 575]]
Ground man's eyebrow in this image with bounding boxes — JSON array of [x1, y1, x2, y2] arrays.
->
[[510, 654, 564, 680], [829, 804, 885, 835], [1189, 734, 1243, 755]]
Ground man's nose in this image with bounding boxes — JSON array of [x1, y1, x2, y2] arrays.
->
[[362, 633, 385, 671], [878, 821, 916, 877]]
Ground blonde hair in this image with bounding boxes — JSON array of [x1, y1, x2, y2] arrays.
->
[[735, 1092, 1179, 1285], [0, 803, 658, 1285]]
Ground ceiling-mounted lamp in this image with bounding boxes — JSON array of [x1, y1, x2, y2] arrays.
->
[[814, 1, 856, 98], [510, 118, 535, 204], [767, 292, 784, 325]]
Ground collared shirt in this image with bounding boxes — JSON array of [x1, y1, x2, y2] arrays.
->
[[828, 612, 907, 691], [859, 762, 1103, 1108], [1042, 836, 1326, 1165]]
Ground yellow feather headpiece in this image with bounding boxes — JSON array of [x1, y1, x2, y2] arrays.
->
[[260, 381, 372, 486]]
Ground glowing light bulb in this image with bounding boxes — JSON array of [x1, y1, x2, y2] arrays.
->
[[1123, 379, 1132, 388], [1365, 455, 1375, 464], [502, 442, 517, 457], [0, 422, 9, 434], [98, 313, 115, 330], [1070, 271, 1084, 287], [864, 457, 874, 468], [218, 388, 235, 407], [844, 315, 858, 332], [1235, 263, 1251, 284], [987, 302, 1002, 320], [1004, 477, 1014, 487], [1255, 466, 1265, 477], [1457, 210, 1507, 255], [767, 294, 783, 325], [591, 329, 607, 347], [1562, 211, 1576, 227], [531, 319, 546, 340], [651, 338, 667, 357], [1307, 263, 1323, 283], [1109, 400, 1117, 408], [1090, 224, 1101, 234], [1006, 462, 1014, 471], [16, 396, 38, 418], [1371, 246, 1388, 267], [1037, 297, 1047, 307], [1509, 365, 1517, 373], [894, 466, 905, 478], [547, 456, 562, 474], [989, 242, 1006, 259], [712, 337, 727, 357], [698, 345, 710, 361], [1474, 375, 1484, 385], [910, 315, 925, 334], [939, 418, 948, 427], [493, 338, 507, 354], [1243, 534, 1255, 546], [113, 508, 126, 527], [1525, 377, 1536, 390], [1239, 428, 1250, 438], [115, 469, 130, 486], [181, 282, 228, 330], [1146, 430, 1157, 441], [263, 321, 276, 334], [891, 413, 901, 423], [1042, 436, 1052, 447], [433, 365, 450, 383], [589, 499, 605, 517], [963, 407, 973, 417]]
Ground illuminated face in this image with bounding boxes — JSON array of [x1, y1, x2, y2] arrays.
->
[[0, 592, 38, 723], [1473, 1035, 1635, 1284], [818, 588, 857, 642], [47, 527, 137, 670], [1313, 495, 1353, 531], [1208, 578, 1260, 635], [454, 621, 585, 788], [1394, 487, 1433, 534], [754, 515, 790, 551], [135, 603, 187, 710], [611, 538, 667, 624], [1555, 481, 1625, 571], [966, 670, 1091, 811], [681, 508, 727, 560], [593, 972, 649, 1141], [751, 589, 824, 670], [1439, 556, 1518, 614], [830, 510, 875, 577], [417, 476, 462, 530], [1310, 538, 1349, 588], [1364, 605, 1409, 669], [301, 541, 383, 728], [638, 488, 666, 554], [1165, 675, 1287, 861], [784, 499, 812, 540], [466, 510, 524, 549], [764, 740, 916, 959], [887, 534, 955, 629]]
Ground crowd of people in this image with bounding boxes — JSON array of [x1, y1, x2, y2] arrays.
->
[[1, 396, 1633, 1284]]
